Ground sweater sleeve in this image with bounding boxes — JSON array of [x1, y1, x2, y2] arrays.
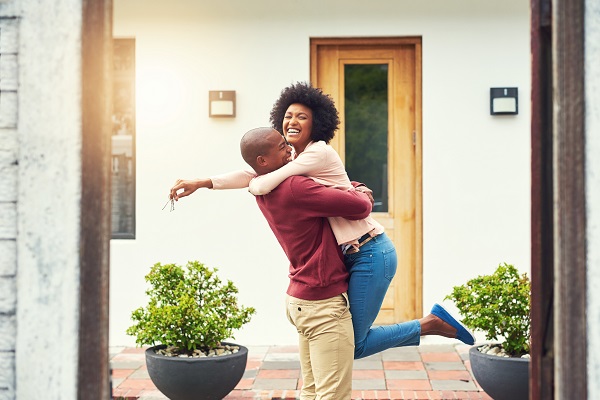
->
[[288, 176, 371, 220], [210, 169, 256, 190], [248, 143, 327, 195]]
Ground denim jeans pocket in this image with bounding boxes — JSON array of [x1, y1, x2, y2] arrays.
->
[[382, 246, 398, 281]]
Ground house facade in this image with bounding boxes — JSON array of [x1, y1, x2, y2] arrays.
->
[[110, 0, 533, 348]]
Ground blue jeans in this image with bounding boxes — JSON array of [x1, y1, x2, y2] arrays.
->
[[344, 232, 421, 359]]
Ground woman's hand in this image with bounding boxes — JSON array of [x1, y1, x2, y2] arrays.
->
[[169, 178, 213, 201], [354, 185, 375, 208]]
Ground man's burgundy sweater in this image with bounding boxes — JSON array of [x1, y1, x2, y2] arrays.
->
[[255, 175, 372, 300]]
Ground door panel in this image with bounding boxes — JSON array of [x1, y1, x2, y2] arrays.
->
[[310, 38, 422, 323]]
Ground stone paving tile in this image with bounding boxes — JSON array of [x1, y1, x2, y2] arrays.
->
[[257, 369, 300, 379], [427, 369, 472, 381], [110, 359, 145, 368], [264, 352, 300, 362], [383, 360, 426, 370], [235, 378, 255, 390], [418, 344, 456, 353], [386, 379, 432, 391], [265, 345, 299, 353], [384, 369, 428, 380], [352, 369, 385, 380], [421, 352, 462, 362], [122, 347, 147, 354], [384, 353, 423, 363], [111, 377, 124, 388], [431, 379, 478, 391], [129, 369, 150, 379], [352, 359, 383, 370], [110, 346, 126, 357], [111, 369, 135, 379], [252, 378, 298, 390], [424, 361, 467, 370], [133, 390, 167, 400], [242, 368, 259, 379], [351, 378, 386, 390], [260, 361, 301, 370], [381, 348, 421, 362]]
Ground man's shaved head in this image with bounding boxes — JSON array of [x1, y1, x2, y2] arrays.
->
[[240, 127, 278, 168], [240, 127, 291, 175]]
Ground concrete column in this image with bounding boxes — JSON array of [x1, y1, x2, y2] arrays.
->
[[0, 10, 19, 400], [16, 1, 83, 398]]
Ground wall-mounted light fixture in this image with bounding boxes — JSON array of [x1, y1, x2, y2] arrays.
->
[[490, 87, 518, 115], [209, 90, 236, 118]]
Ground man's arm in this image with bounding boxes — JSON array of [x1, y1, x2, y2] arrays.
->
[[288, 176, 372, 220]]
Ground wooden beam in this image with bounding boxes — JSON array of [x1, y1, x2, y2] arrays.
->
[[530, 0, 555, 398], [78, 1, 113, 399], [553, 0, 587, 398]]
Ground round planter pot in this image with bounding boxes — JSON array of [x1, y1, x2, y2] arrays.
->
[[469, 345, 529, 400], [145, 342, 248, 400]]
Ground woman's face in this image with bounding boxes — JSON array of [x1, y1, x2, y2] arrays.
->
[[283, 103, 313, 154]]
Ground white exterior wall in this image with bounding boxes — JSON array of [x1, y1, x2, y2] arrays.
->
[[111, 0, 532, 347], [587, 0, 600, 397]]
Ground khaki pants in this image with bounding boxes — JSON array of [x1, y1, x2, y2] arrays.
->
[[286, 293, 354, 400]]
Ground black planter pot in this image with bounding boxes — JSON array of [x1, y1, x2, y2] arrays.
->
[[145, 342, 248, 400], [469, 345, 529, 400]]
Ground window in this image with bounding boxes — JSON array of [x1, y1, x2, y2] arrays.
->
[[111, 38, 136, 239], [344, 64, 389, 212]]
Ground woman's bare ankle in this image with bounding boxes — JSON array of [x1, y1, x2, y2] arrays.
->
[[419, 313, 457, 338]]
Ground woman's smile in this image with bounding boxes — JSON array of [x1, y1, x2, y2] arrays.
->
[[283, 103, 313, 154]]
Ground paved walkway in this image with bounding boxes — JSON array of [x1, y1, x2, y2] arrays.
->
[[111, 343, 492, 400]]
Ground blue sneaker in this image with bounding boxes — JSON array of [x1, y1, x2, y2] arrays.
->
[[430, 303, 475, 345]]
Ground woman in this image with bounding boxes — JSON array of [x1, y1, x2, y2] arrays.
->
[[170, 82, 474, 358]]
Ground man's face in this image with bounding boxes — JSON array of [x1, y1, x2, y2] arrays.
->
[[261, 130, 293, 173], [283, 103, 313, 154]]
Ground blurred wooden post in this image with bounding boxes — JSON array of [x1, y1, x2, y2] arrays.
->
[[79, 0, 113, 399]]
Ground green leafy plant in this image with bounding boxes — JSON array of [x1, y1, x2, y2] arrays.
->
[[445, 262, 530, 356], [126, 261, 256, 353]]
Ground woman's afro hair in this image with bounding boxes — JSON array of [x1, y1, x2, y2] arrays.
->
[[269, 82, 340, 144]]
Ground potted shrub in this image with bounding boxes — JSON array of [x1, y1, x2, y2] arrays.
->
[[126, 260, 256, 400], [445, 262, 530, 400]]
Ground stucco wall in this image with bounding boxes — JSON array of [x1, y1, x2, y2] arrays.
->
[[111, 0, 532, 347], [13, 0, 83, 398], [587, 0, 600, 397]]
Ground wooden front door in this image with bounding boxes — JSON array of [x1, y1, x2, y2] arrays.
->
[[310, 37, 423, 323]]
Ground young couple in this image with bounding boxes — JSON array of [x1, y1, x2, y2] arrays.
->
[[169, 82, 474, 400]]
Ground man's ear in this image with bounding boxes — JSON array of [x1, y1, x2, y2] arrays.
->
[[256, 155, 267, 166]]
